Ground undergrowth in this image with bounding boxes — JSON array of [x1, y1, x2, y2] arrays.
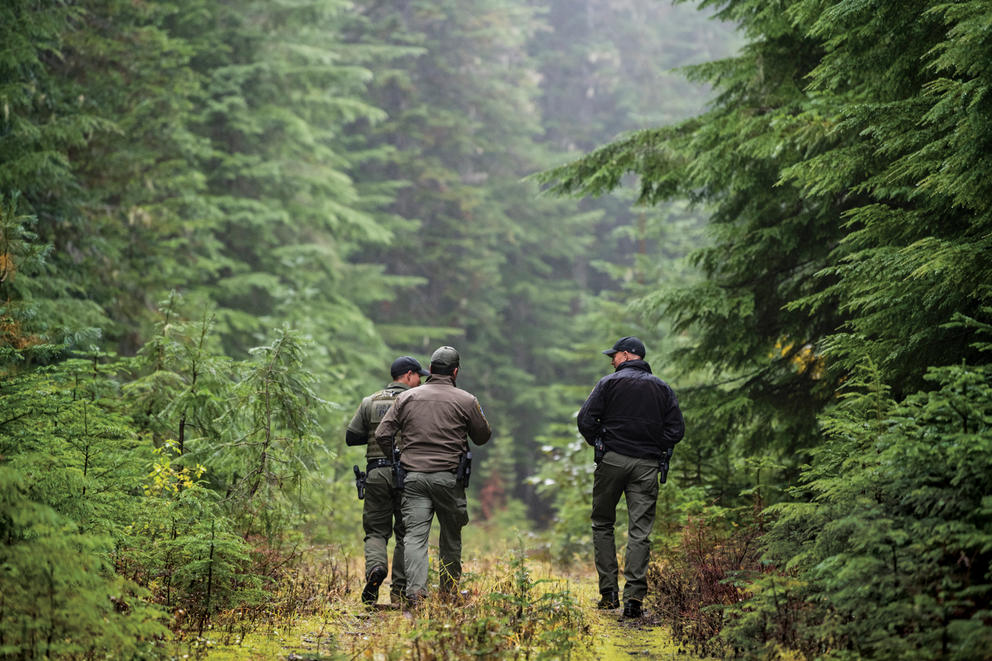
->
[[187, 544, 589, 660], [646, 505, 767, 658]]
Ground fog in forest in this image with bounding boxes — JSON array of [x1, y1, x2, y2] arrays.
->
[[11, 0, 987, 657]]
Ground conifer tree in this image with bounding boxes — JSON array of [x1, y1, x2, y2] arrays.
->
[[725, 353, 992, 657], [346, 0, 591, 510], [542, 0, 992, 653], [0, 465, 169, 659], [540, 0, 855, 496], [346, 0, 736, 515], [177, 1, 392, 353], [784, 0, 992, 393]]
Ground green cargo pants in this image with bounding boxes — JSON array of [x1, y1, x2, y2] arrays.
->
[[591, 451, 659, 602], [401, 470, 469, 599], [363, 466, 406, 598]]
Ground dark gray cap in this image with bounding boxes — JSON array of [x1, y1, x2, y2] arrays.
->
[[602, 336, 646, 358], [390, 356, 429, 378], [430, 345, 460, 371]]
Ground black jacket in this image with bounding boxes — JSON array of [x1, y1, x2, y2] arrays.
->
[[577, 359, 684, 460]]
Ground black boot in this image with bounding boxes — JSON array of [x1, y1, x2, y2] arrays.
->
[[361, 566, 387, 605], [623, 599, 643, 618], [597, 590, 620, 609]]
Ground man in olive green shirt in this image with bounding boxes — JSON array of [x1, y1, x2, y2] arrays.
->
[[375, 346, 491, 606], [346, 356, 429, 606]]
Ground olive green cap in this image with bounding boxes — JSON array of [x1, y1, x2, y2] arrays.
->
[[430, 345, 460, 371]]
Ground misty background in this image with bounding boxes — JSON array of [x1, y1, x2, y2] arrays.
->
[[1, 0, 738, 525]]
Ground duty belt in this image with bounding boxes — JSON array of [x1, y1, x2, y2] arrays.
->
[[367, 458, 393, 472]]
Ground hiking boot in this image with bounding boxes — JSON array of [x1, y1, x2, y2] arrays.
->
[[439, 588, 467, 605], [597, 590, 620, 609], [361, 566, 387, 605], [622, 599, 643, 618], [403, 591, 426, 611]]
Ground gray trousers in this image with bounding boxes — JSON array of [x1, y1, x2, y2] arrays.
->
[[363, 466, 406, 596], [591, 451, 659, 602], [401, 470, 469, 598]]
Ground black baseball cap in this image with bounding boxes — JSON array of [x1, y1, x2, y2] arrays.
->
[[390, 356, 429, 378], [602, 336, 646, 358]]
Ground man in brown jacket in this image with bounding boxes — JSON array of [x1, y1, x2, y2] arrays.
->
[[375, 345, 491, 605]]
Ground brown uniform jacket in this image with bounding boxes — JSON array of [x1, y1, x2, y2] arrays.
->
[[375, 374, 491, 472]]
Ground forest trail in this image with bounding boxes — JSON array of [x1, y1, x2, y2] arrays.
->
[[564, 566, 701, 661], [203, 553, 702, 660]]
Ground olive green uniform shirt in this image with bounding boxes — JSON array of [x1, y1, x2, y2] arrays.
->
[[347, 381, 410, 460]]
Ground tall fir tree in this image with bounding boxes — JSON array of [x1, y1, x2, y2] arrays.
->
[[542, 0, 992, 654], [346, 0, 593, 512], [541, 0, 850, 499]]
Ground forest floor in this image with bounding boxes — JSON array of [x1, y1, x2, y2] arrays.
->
[[566, 567, 702, 661], [194, 540, 704, 660]]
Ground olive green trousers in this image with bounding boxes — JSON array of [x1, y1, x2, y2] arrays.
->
[[363, 466, 406, 597], [401, 470, 469, 599], [591, 451, 659, 602]]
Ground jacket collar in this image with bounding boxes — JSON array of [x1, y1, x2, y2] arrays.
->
[[615, 359, 652, 374], [386, 380, 412, 390], [425, 374, 456, 386]]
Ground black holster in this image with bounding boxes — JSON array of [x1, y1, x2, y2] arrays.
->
[[456, 451, 472, 488], [392, 445, 406, 490], [658, 446, 674, 485], [353, 465, 367, 500], [593, 437, 606, 465]]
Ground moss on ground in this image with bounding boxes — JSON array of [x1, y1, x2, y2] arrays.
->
[[188, 550, 703, 660]]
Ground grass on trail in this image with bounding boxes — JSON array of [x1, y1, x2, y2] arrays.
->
[[185, 529, 706, 660], [573, 583, 702, 661]]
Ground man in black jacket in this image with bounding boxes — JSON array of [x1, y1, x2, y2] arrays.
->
[[577, 336, 684, 618]]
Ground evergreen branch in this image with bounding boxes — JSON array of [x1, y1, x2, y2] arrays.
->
[[0, 410, 32, 429], [679, 365, 776, 394]]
